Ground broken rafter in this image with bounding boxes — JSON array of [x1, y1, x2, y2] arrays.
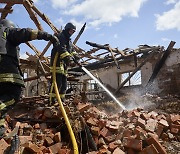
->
[[0, 3, 14, 19], [26, 42, 41, 56], [23, 0, 43, 30], [0, 0, 24, 4], [146, 41, 176, 87], [31, 3, 59, 33], [73, 22, 86, 45]]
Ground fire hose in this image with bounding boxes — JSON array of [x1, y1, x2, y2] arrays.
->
[[52, 52, 79, 154]]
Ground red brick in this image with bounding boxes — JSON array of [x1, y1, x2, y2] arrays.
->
[[87, 151, 98, 154], [0, 139, 9, 153], [174, 120, 180, 125], [77, 103, 91, 113], [100, 127, 112, 138], [169, 114, 180, 122], [44, 136, 54, 146], [98, 137, 106, 146], [87, 117, 98, 126], [149, 111, 158, 119], [108, 141, 118, 151], [159, 119, 169, 127], [140, 113, 150, 121], [123, 129, 132, 138], [137, 118, 146, 129], [134, 127, 147, 140], [91, 126, 100, 136], [140, 144, 159, 154], [157, 114, 166, 121], [99, 147, 110, 154], [53, 132, 61, 143], [58, 148, 71, 154], [91, 106, 101, 114], [49, 143, 62, 154], [134, 126, 147, 136], [34, 123, 40, 129], [123, 137, 142, 151], [23, 143, 40, 153], [146, 136, 167, 154], [98, 119, 107, 129], [155, 124, 164, 137], [132, 111, 140, 117], [108, 121, 121, 130], [19, 136, 32, 145], [113, 147, 125, 154]]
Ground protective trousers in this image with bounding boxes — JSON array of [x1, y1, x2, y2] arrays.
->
[[0, 83, 22, 126], [49, 73, 67, 104]]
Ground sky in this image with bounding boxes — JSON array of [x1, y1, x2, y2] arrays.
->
[[1, 0, 180, 59]]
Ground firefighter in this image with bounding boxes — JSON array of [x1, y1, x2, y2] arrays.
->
[[49, 22, 79, 103], [0, 19, 59, 139]]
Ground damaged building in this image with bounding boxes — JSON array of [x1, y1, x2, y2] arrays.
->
[[0, 0, 179, 154]]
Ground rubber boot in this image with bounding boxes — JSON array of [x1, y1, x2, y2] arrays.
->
[[0, 125, 5, 139], [9, 135, 20, 154]]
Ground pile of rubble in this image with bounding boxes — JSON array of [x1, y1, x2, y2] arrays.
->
[[0, 94, 179, 154]]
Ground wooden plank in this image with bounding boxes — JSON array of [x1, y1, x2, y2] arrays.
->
[[0, 0, 24, 4], [0, 4, 13, 19], [23, 0, 43, 30], [146, 41, 176, 86]]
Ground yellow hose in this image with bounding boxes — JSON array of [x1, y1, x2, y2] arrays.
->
[[53, 52, 79, 154]]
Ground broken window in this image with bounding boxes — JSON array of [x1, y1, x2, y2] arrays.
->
[[121, 70, 142, 86]]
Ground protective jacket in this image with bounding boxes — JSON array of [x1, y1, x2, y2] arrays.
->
[[50, 29, 76, 76], [0, 25, 37, 86], [49, 29, 76, 101]]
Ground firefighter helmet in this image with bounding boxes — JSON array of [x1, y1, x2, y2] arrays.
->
[[64, 22, 76, 31], [0, 19, 15, 28]]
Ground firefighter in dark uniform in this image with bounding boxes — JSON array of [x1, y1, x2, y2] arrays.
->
[[0, 19, 59, 140], [49, 22, 79, 103]]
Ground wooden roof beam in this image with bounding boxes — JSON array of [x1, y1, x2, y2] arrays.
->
[[23, 0, 43, 30], [0, 0, 24, 4], [0, 4, 14, 19]]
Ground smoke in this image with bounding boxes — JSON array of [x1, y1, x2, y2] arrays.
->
[[124, 88, 157, 111]]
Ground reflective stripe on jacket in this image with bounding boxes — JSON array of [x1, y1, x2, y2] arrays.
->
[[50, 62, 68, 76], [0, 73, 24, 86]]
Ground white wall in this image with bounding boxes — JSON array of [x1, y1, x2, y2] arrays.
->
[[79, 49, 180, 90]]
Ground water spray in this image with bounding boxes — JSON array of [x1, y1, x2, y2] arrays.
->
[[81, 66, 126, 110]]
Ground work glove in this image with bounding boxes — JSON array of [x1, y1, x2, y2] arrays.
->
[[37, 31, 52, 41], [37, 31, 59, 45]]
